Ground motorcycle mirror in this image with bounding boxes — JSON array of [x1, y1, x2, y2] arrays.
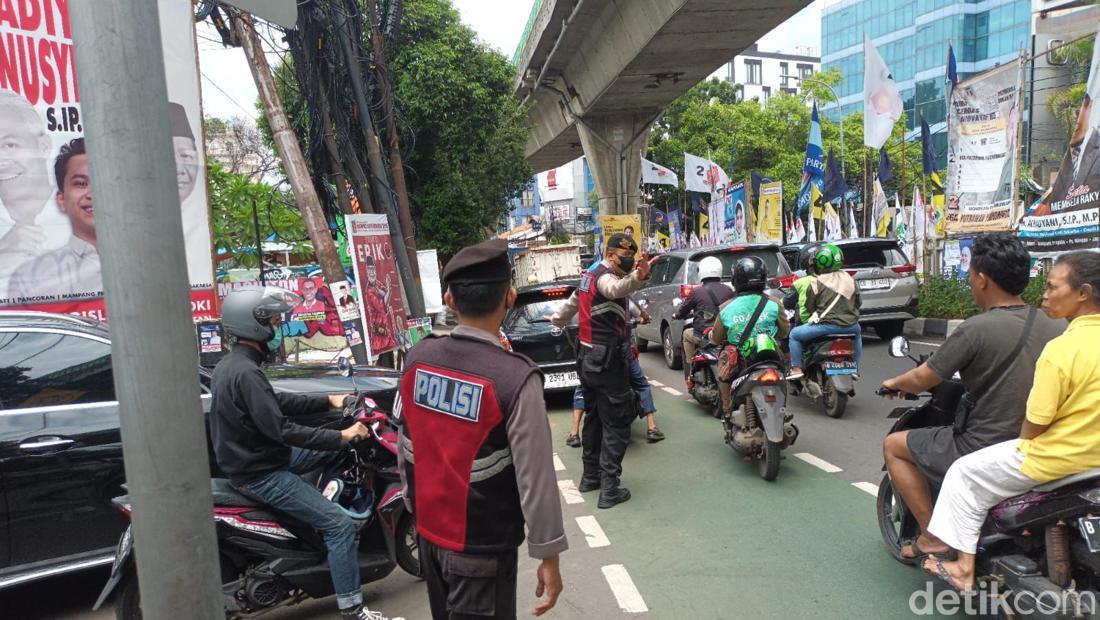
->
[[337, 356, 353, 378], [888, 336, 910, 358]]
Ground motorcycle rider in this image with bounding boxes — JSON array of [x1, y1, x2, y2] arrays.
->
[[787, 243, 862, 380], [709, 256, 790, 414], [880, 233, 1064, 560], [783, 243, 823, 328], [210, 286, 399, 620], [673, 255, 734, 383]]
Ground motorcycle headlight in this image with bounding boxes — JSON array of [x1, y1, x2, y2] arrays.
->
[[1078, 488, 1100, 505]]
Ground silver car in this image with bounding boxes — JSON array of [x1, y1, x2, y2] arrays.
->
[[633, 244, 795, 370], [780, 238, 919, 340]]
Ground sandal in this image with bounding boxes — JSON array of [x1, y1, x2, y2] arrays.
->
[[921, 555, 970, 593]]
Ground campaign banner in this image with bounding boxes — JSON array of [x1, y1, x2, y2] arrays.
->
[[0, 0, 215, 321], [1020, 27, 1100, 255], [345, 214, 407, 359], [417, 249, 445, 314], [216, 270, 349, 352], [600, 214, 642, 251], [945, 59, 1023, 232], [537, 162, 574, 203], [756, 181, 783, 242], [721, 181, 748, 243]]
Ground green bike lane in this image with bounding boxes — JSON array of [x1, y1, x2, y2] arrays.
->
[[548, 389, 937, 620]]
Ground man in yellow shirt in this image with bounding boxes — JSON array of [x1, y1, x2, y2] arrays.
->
[[920, 251, 1100, 592]]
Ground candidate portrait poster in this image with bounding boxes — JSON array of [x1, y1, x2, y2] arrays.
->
[[346, 214, 406, 359], [0, 0, 216, 321], [721, 181, 748, 243], [945, 59, 1022, 233], [756, 181, 783, 242]]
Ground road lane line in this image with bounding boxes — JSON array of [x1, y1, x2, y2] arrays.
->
[[602, 564, 648, 613], [793, 452, 843, 473], [553, 453, 566, 472], [853, 481, 879, 496], [558, 480, 584, 505], [661, 386, 683, 396], [649, 379, 664, 387], [575, 515, 611, 548]]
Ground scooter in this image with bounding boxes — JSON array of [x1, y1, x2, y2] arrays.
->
[[789, 334, 859, 418], [877, 336, 1100, 617], [684, 321, 722, 415], [721, 334, 798, 481], [95, 362, 418, 619]]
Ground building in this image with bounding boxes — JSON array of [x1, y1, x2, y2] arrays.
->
[[711, 44, 820, 104], [507, 158, 597, 240], [821, 0, 1032, 136]]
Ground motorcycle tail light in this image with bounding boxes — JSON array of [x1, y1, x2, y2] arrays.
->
[[775, 274, 797, 289], [757, 369, 782, 385], [829, 340, 854, 357], [1079, 488, 1100, 505], [680, 284, 698, 299]]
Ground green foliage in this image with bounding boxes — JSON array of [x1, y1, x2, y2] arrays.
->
[[549, 232, 572, 245], [207, 162, 311, 268], [1048, 35, 1094, 141], [917, 272, 1046, 319]]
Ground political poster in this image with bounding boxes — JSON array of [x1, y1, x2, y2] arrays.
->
[[1020, 27, 1100, 255], [537, 162, 574, 203], [945, 59, 1023, 232], [0, 0, 216, 321], [407, 317, 432, 346], [600, 214, 642, 248], [345, 214, 407, 359], [722, 181, 748, 243], [756, 181, 783, 242], [417, 249, 445, 315]]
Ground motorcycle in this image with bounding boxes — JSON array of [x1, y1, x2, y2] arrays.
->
[[789, 333, 859, 419], [720, 333, 798, 481], [684, 320, 722, 415], [95, 360, 418, 619], [877, 336, 1100, 617]]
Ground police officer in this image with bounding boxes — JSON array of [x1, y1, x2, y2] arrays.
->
[[551, 233, 655, 509], [397, 239, 567, 619]]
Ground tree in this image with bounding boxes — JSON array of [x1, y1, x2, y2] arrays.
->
[[1048, 35, 1094, 140], [205, 116, 279, 180]]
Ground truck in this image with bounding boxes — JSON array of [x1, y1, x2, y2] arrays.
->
[[511, 244, 582, 285]]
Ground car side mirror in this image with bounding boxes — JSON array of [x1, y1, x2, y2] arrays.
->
[[888, 336, 910, 359], [337, 356, 353, 378]]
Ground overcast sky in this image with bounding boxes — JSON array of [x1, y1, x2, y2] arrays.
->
[[197, 1, 822, 121]]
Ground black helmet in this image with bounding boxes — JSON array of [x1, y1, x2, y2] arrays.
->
[[799, 243, 823, 273], [732, 256, 768, 293]]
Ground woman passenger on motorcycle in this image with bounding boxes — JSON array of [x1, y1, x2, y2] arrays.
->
[[709, 256, 790, 413], [921, 251, 1100, 592], [786, 243, 862, 380]]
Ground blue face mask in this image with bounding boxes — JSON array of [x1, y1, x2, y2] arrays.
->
[[267, 326, 284, 352]]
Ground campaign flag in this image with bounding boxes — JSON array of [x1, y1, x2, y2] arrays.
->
[[947, 42, 959, 95], [796, 102, 827, 219], [848, 205, 860, 239], [668, 207, 684, 249], [824, 202, 842, 241], [894, 194, 908, 244], [723, 181, 748, 243], [346, 214, 407, 359], [751, 171, 773, 198], [823, 149, 848, 203], [641, 157, 679, 186], [864, 35, 904, 149], [928, 170, 946, 237], [684, 152, 730, 193], [651, 208, 666, 227], [871, 177, 891, 237], [691, 192, 707, 213], [878, 148, 894, 184], [756, 181, 784, 242], [921, 114, 936, 175], [912, 186, 928, 273]]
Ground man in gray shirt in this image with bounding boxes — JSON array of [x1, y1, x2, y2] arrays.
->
[[880, 234, 1064, 560]]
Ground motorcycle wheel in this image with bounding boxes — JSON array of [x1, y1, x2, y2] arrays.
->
[[395, 513, 421, 578], [758, 440, 781, 481], [821, 378, 848, 418], [876, 473, 920, 565], [115, 573, 141, 620]]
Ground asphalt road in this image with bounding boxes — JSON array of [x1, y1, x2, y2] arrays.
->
[[2, 332, 949, 619]]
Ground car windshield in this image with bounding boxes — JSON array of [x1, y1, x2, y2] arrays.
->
[[509, 287, 578, 328], [686, 251, 786, 284], [841, 244, 908, 269]]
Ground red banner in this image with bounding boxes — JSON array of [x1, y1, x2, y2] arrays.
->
[[13, 289, 217, 322], [345, 214, 406, 358]]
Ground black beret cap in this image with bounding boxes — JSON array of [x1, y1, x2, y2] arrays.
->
[[605, 233, 637, 253], [443, 239, 511, 285], [168, 102, 194, 140]]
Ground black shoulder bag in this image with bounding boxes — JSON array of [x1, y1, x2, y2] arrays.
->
[[953, 307, 1038, 435], [699, 285, 722, 327]]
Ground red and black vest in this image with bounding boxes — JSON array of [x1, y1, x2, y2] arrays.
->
[[578, 263, 630, 347], [398, 332, 541, 553]]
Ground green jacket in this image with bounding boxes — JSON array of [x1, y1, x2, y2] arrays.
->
[[792, 276, 814, 323]]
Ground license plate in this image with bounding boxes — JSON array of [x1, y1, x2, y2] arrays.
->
[[859, 278, 891, 290], [545, 371, 579, 389], [1078, 517, 1100, 552], [823, 361, 858, 375]]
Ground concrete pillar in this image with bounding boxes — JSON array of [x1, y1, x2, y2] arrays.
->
[[575, 113, 654, 216]]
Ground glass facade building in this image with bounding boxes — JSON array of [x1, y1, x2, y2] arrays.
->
[[821, 0, 1031, 130]]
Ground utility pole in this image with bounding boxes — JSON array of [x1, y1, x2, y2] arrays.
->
[[69, 2, 221, 618], [235, 12, 371, 363]]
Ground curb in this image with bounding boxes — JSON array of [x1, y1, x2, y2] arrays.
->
[[904, 317, 964, 339]]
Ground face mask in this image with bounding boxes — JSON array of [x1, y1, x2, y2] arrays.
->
[[267, 326, 284, 352], [617, 256, 636, 272]]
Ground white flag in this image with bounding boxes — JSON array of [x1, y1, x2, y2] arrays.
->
[[894, 194, 907, 244], [824, 203, 842, 241], [848, 205, 860, 239], [806, 210, 817, 241], [641, 157, 679, 186], [864, 35, 903, 149], [684, 152, 730, 193]]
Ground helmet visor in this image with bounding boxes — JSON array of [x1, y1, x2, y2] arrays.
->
[[254, 286, 303, 317]]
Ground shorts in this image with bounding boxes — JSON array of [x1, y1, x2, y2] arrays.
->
[[906, 426, 966, 487]]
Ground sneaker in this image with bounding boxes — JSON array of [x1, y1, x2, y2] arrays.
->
[[646, 427, 665, 443], [342, 606, 404, 620], [787, 368, 805, 381], [578, 477, 601, 492], [565, 434, 582, 448], [598, 486, 631, 509]]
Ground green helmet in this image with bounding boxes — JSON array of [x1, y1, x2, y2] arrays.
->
[[811, 243, 844, 274], [744, 333, 779, 357]]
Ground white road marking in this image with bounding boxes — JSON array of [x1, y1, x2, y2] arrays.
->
[[575, 515, 611, 548], [553, 453, 566, 472], [661, 386, 683, 396], [793, 452, 843, 473], [649, 379, 664, 387], [602, 564, 648, 613], [909, 340, 943, 348], [558, 480, 585, 504], [853, 481, 879, 496]]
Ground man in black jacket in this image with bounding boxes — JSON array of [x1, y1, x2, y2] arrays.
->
[[210, 287, 394, 620], [672, 255, 733, 381]]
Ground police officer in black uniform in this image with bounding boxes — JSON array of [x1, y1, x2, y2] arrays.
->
[[397, 239, 567, 619], [551, 233, 655, 509]]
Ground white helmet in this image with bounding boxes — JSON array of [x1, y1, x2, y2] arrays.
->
[[698, 256, 723, 281]]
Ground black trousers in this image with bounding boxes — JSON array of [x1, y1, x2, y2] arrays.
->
[[578, 342, 635, 487], [422, 537, 518, 620]]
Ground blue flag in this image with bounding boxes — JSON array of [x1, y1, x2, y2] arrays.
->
[[946, 43, 958, 94], [920, 114, 936, 175], [691, 192, 706, 213], [796, 102, 826, 217], [751, 171, 773, 198], [878, 148, 894, 184], [823, 148, 848, 203]]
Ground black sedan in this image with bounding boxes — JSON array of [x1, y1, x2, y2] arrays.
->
[[0, 311, 399, 590], [502, 281, 579, 392]]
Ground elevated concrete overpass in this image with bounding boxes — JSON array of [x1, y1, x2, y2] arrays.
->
[[514, 0, 809, 215]]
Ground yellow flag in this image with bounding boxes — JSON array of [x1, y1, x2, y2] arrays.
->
[[876, 205, 894, 238], [699, 212, 708, 237], [811, 184, 824, 220]]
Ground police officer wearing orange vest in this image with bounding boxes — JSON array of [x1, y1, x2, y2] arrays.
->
[[551, 233, 655, 509], [397, 239, 567, 619]]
